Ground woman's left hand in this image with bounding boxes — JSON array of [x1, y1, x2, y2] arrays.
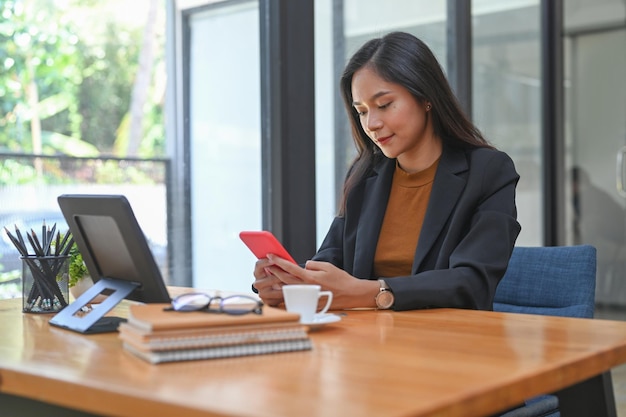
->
[[266, 254, 378, 309]]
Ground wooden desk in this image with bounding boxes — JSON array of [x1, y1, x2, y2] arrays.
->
[[1, 297, 625, 417]]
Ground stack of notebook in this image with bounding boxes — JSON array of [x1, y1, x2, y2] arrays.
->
[[119, 303, 312, 364]]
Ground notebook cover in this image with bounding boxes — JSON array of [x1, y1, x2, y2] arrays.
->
[[127, 303, 301, 332], [118, 320, 306, 341]]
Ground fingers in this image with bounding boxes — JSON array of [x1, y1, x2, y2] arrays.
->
[[253, 274, 284, 307], [258, 287, 284, 307], [253, 258, 272, 279], [267, 266, 305, 285], [253, 271, 281, 292], [267, 254, 304, 274], [262, 255, 337, 289], [253, 258, 296, 307], [304, 260, 326, 271]]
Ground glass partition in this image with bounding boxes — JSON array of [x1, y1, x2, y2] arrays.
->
[[564, 0, 626, 306], [188, 2, 262, 292], [472, 0, 542, 245]]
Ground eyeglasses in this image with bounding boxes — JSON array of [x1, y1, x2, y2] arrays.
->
[[165, 293, 263, 315]]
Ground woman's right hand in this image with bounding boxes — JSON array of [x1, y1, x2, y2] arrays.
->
[[252, 258, 288, 307]]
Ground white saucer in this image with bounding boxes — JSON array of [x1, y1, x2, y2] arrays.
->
[[301, 313, 342, 328]]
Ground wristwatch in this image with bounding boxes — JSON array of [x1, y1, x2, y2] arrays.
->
[[375, 279, 394, 309]]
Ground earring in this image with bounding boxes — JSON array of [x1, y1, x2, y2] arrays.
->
[[426, 104, 432, 111]]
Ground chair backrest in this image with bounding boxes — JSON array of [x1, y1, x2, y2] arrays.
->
[[493, 245, 596, 318]]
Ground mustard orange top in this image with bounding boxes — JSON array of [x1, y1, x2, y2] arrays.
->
[[373, 158, 439, 278]]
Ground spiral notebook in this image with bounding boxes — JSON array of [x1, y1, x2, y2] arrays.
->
[[122, 338, 313, 364], [119, 322, 309, 352]]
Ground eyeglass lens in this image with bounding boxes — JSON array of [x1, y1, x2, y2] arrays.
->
[[171, 293, 262, 315], [215, 296, 263, 315], [171, 293, 211, 311]]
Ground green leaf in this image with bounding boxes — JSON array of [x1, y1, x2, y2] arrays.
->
[[69, 243, 88, 287], [42, 131, 99, 157]]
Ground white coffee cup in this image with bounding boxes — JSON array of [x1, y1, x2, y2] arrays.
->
[[282, 284, 333, 323]]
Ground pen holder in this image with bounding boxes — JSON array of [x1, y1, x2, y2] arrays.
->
[[21, 255, 70, 313]]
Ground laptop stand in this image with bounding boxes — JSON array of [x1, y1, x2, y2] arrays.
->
[[49, 277, 140, 334]]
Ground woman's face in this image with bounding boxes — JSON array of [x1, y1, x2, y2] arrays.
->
[[351, 66, 437, 172]]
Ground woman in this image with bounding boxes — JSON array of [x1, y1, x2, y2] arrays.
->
[[252, 31, 520, 311]]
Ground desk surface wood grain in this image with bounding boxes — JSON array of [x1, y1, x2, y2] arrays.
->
[[2, 296, 626, 417]]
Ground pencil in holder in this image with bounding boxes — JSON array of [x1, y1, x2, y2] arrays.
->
[[21, 255, 70, 313]]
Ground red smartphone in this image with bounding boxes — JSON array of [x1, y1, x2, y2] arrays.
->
[[239, 231, 297, 264]]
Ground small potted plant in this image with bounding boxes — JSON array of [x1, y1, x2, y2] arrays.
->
[[68, 243, 92, 299]]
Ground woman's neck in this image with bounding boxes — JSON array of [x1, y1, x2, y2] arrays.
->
[[397, 136, 443, 174]]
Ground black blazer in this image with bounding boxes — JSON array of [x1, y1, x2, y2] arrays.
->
[[313, 143, 521, 311]]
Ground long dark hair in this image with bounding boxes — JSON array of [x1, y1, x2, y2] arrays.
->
[[338, 31, 492, 215]]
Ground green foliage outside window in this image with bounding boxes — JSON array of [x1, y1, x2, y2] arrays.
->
[[0, 0, 165, 160]]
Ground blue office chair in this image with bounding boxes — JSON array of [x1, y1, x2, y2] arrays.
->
[[493, 245, 597, 417]]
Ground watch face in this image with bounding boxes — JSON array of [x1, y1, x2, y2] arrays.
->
[[376, 290, 394, 309]]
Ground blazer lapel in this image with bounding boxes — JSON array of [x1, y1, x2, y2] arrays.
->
[[413, 145, 468, 271], [352, 158, 395, 278]]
